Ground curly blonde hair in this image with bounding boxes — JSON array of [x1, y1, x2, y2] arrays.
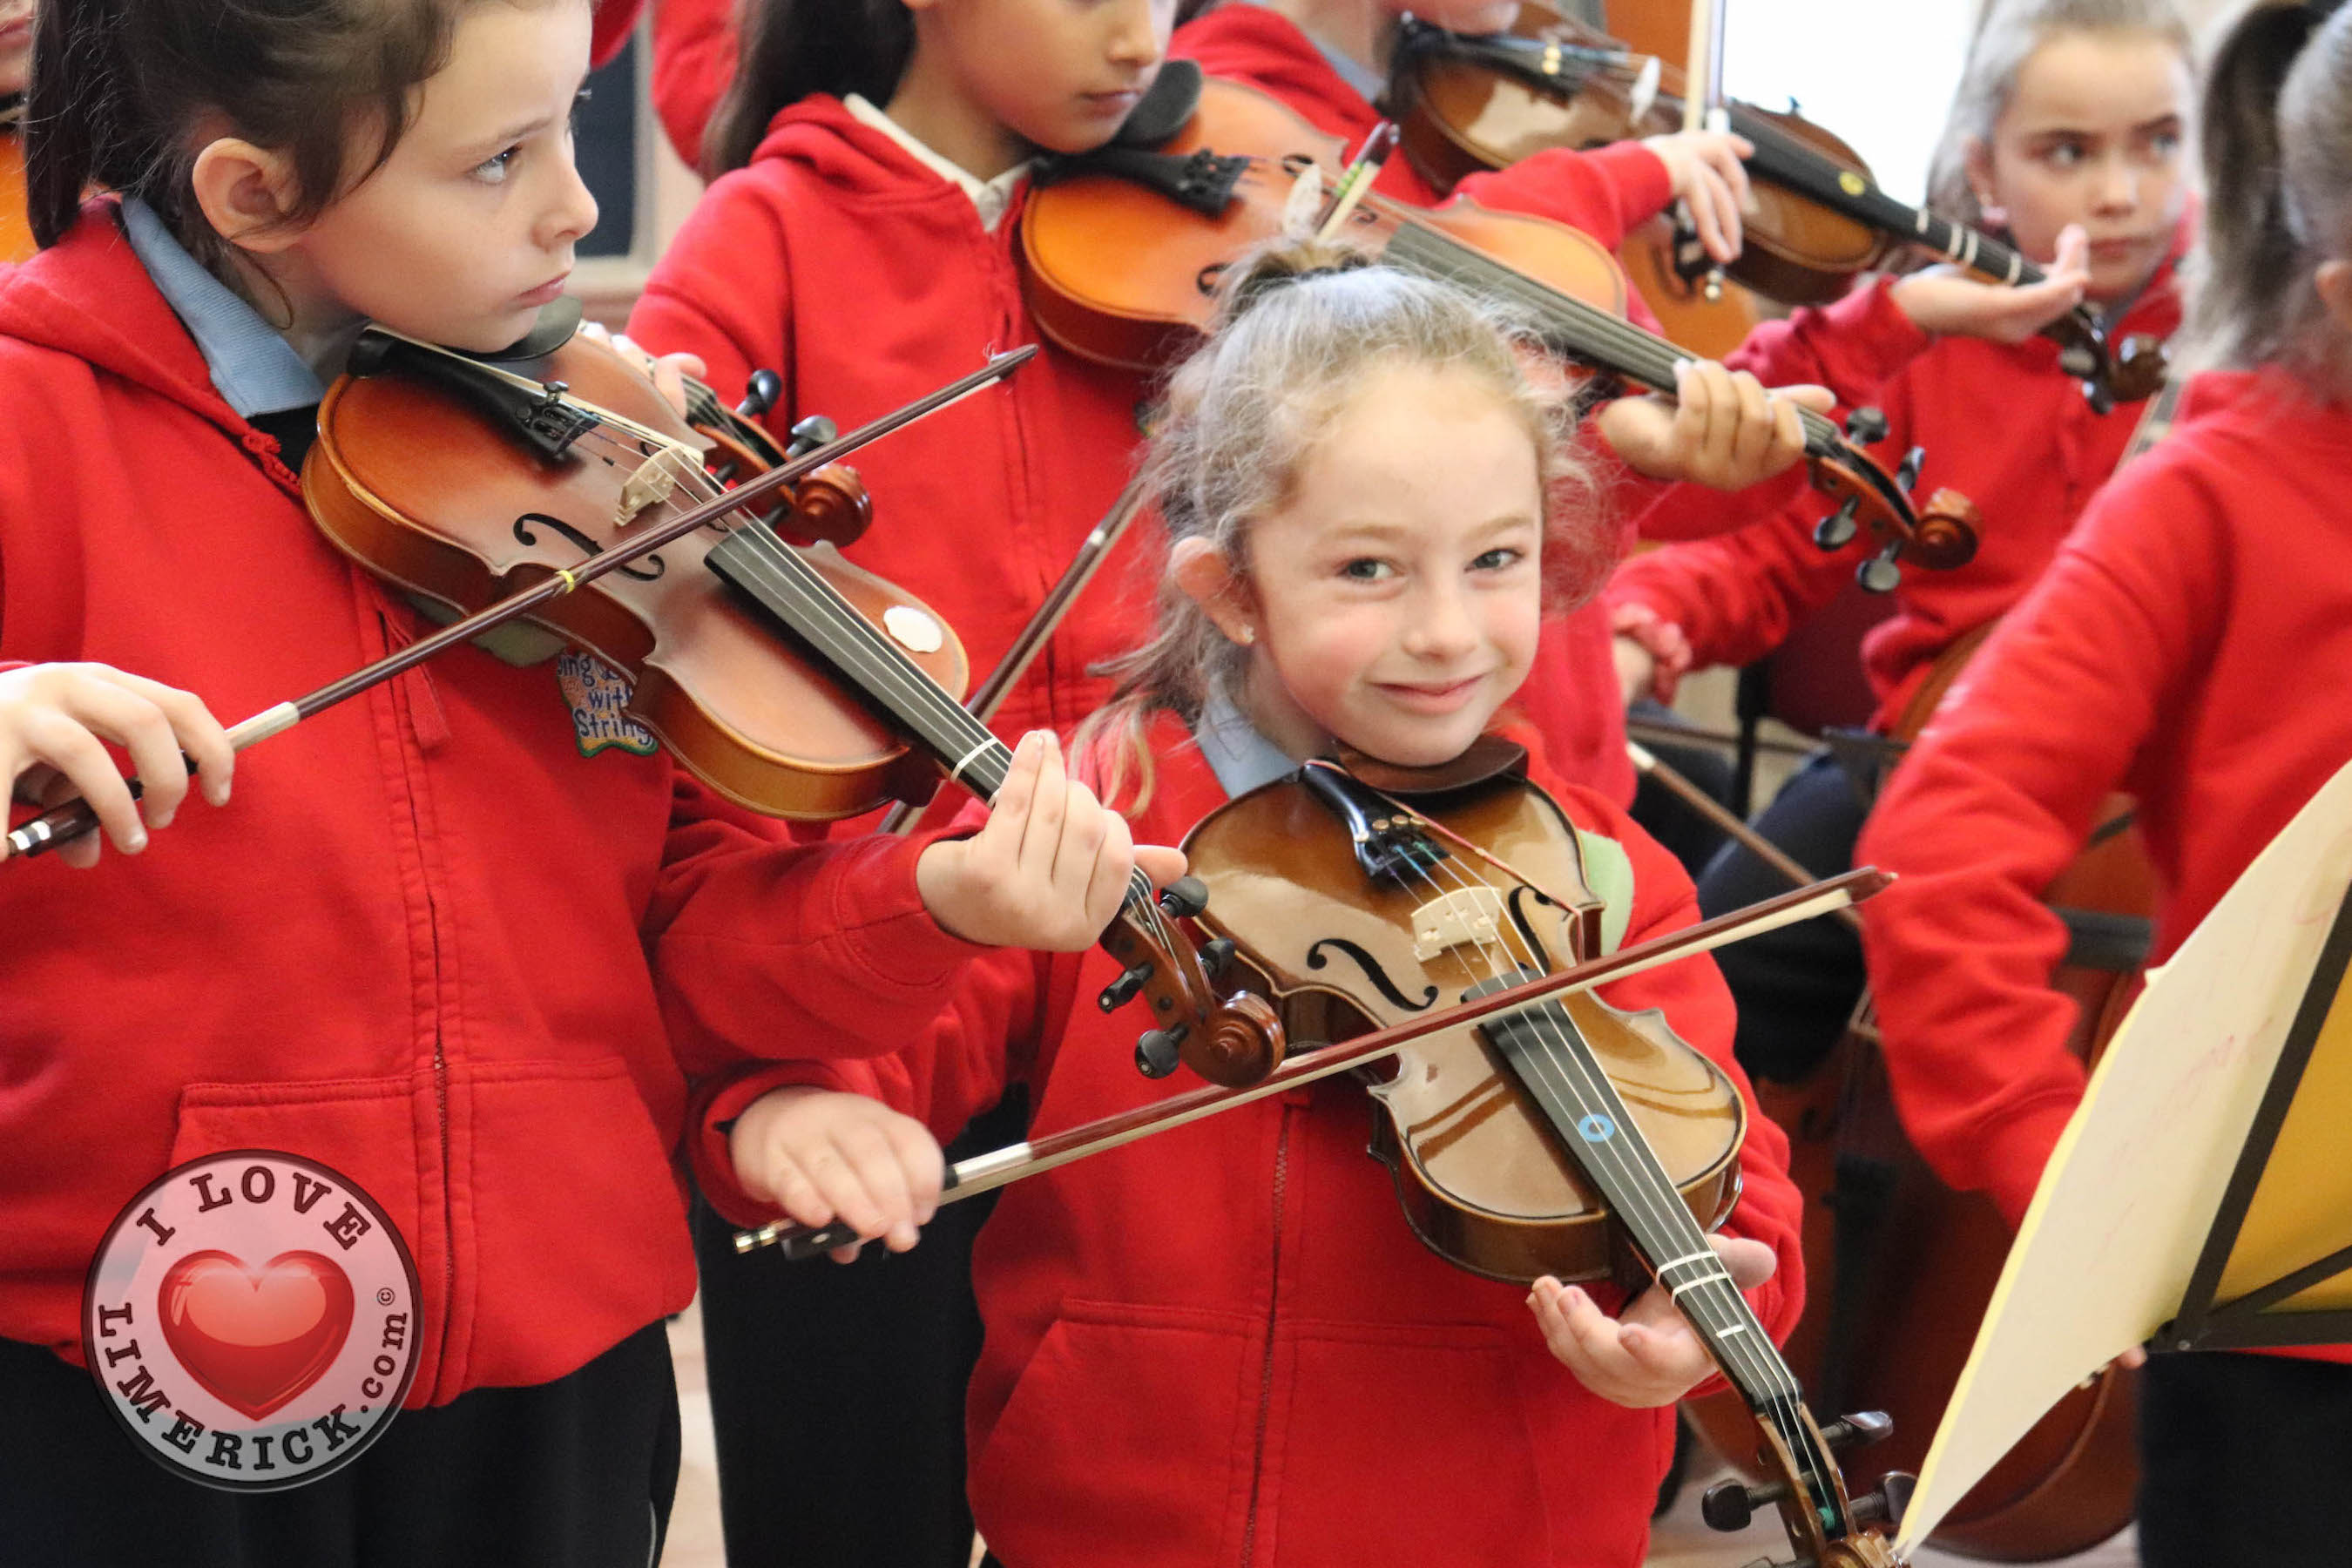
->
[[1077, 240, 1612, 811]]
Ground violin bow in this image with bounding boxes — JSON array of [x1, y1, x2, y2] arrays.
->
[[4, 348, 1039, 862], [734, 862, 1889, 1257], [873, 476, 1152, 836]]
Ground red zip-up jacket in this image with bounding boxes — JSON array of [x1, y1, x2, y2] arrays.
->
[[1855, 370, 2352, 1275], [0, 204, 983, 1403], [1607, 233, 2189, 731], [1173, 3, 1937, 808], [628, 96, 1156, 762], [697, 718, 1805, 1567]]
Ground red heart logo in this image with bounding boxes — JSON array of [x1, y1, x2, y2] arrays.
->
[[158, 1250, 355, 1421]]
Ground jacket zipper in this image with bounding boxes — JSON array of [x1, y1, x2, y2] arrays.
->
[[381, 609, 457, 1391], [1236, 1103, 1294, 1568]]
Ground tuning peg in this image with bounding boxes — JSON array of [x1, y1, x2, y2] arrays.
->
[[1894, 447, 1926, 494], [1820, 1410, 1893, 1451], [1855, 540, 1903, 594], [1844, 405, 1890, 445], [1098, 963, 1152, 1012], [739, 368, 786, 422], [1157, 875, 1210, 920], [783, 413, 835, 457], [1813, 494, 1861, 552], [1700, 1477, 1788, 1532], [1848, 1471, 1915, 1531], [1135, 1024, 1188, 1078], [1200, 938, 1237, 983]]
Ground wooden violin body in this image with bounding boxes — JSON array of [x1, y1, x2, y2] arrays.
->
[[0, 129, 30, 265], [1178, 753, 1914, 1560], [1391, 3, 1883, 314], [303, 329, 973, 821], [1021, 74, 1627, 373], [1179, 758, 1744, 1285]]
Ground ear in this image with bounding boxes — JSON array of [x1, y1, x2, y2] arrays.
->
[[1170, 536, 1256, 646], [2315, 260, 2352, 341], [188, 137, 306, 254], [1962, 135, 2007, 229]]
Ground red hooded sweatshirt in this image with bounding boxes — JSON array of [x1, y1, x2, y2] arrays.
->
[[1607, 236, 2188, 732], [0, 204, 984, 1404], [628, 96, 1158, 761], [695, 718, 1806, 1568], [646, 0, 735, 172], [1173, 2, 1932, 807], [1855, 370, 2352, 1286]]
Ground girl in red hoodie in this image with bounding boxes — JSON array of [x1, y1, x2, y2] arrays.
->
[[709, 244, 1807, 1568], [1857, 3, 2352, 1561], [1605, 0, 2194, 1085], [0, 0, 1174, 1561], [625, 3, 1823, 1558]]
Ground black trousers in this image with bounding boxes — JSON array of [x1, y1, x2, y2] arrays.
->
[[693, 1092, 1025, 1568], [0, 1319, 679, 1568], [1695, 750, 1871, 1085], [2137, 1350, 2352, 1566], [1624, 699, 1739, 881]]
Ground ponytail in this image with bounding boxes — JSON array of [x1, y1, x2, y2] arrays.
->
[[2187, 0, 2352, 392], [704, 0, 913, 179]]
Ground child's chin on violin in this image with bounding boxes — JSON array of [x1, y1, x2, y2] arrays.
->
[[724, 244, 1799, 1468]]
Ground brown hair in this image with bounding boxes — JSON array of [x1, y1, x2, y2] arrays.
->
[[1075, 240, 1604, 811], [1923, 0, 2192, 231], [704, 0, 914, 178], [26, 0, 488, 260], [2186, 0, 2352, 395]]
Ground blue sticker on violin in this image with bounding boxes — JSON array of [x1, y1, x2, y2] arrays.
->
[[1577, 1113, 1615, 1144], [557, 650, 658, 759]]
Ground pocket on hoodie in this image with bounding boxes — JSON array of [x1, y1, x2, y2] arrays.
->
[[459, 1057, 695, 1389], [970, 1299, 1255, 1568], [1275, 1321, 1555, 1568], [168, 1075, 426, 1270]]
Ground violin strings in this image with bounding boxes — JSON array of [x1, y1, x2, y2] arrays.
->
[[1376, 220, 1844, 455], [699, 514, 1159, 916], [1385, 828, 1817, 1469]]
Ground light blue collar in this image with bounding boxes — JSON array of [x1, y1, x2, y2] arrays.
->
[[118, 199, 325, 420], [1193, 683, 1304, 800]]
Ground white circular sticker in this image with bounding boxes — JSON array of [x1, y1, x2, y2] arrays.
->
[[82, 1150, 421, 1491]]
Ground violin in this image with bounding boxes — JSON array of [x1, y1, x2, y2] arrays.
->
[[1021, 67, 1982, 591], [0, 122, 30, 265], [1183, 751, 1917, 1563], [1388, 3, 2169, 416]]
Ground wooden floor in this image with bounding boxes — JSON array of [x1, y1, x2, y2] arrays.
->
[[658, 1304, 2139, 1568]]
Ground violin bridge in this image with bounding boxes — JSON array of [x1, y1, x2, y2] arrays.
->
[[616, 445, 703, 525], [1410, 887, 1508, 963]]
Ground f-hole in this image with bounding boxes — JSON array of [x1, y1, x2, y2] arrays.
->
[[514, 513, 665, 581]]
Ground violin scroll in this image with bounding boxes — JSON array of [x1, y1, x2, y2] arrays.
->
[[1098, 875, 1289, 1088]]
